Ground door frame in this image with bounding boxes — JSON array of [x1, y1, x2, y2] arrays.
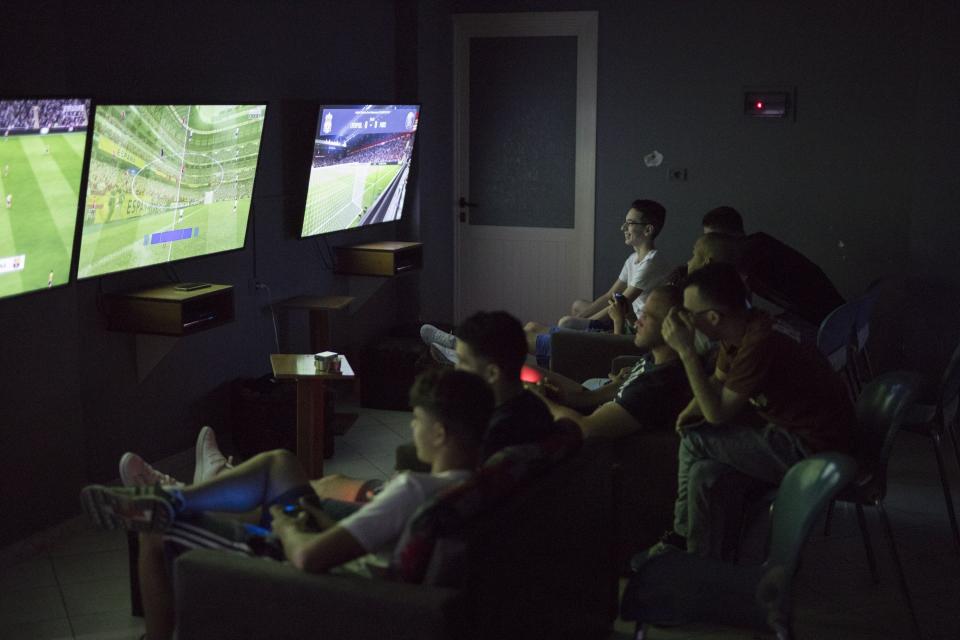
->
[[452, 11, 598, 323]]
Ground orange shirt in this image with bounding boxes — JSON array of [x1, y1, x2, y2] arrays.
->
[[716, 310, 853, 452]]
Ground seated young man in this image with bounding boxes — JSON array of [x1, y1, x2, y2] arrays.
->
[[454, 310, 557, 459], [80, 368, 494, 640], [388, 310, 557, 474], [663, 206, 746, 286], [686, 232, 744, 276], [525, 232, 739, 403], [653, 262, 853, 557], [420, 200, 673, 366], [529, 285, 691, 438], [320, 311, 557, 497], [701, 205, 745, 236]]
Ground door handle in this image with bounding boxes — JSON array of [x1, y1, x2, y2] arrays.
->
[[458, 196, 478, 208]]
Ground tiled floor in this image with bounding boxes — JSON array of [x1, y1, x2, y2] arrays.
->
[[2, 403, 959, 639]]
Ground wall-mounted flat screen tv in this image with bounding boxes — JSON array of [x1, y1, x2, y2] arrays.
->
[[77, 104, 267, 279], [301, 104, 419, 237], [0, 98, 90, 300]]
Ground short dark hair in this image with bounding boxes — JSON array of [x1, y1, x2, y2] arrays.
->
[[683, 262, 749, 313], [631, 199, 667, 238], [698, 232, 743, 266], [701, 206, 744, 235], [409, 368, 494, 446], [455, 311, 527, 378], [649, 283, 683, 310]]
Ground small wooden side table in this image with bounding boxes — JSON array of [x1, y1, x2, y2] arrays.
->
[[279, 295, 354, 353], [270, 354, 355, 478]]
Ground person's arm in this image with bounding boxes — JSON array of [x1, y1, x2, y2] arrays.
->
[[578, 401, 643, 439], [530, 372, 620, 413], [607, 296, 625, 333], [577, 279, 627, 318], [662, 309, 750, 425], [619, 285, 643, 304], [269, 505, 366, 573], [531, 385, 588, 423]]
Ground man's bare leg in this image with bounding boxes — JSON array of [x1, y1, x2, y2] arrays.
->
[[140, 533, 174, 640], [136, 450, 310, 639], [570, 299, 592, 316], [178, 449, 309, 514], [524, 325, 549, 355], [524, 321, 551, 334]]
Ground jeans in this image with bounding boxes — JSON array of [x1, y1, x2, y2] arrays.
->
[[674, 422, 810, 554]]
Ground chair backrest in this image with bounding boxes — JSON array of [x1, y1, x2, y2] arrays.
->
[[853, 285, 882, 351], [765, 453, 857, 575], [740, 231, 846, 325], [392, 418, 583, 584], [937, 340, 960, 428], [852, 370, 922, 496], [816, 300, 858, 371]]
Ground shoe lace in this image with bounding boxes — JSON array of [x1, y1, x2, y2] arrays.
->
[[134, 466, 176, 486]]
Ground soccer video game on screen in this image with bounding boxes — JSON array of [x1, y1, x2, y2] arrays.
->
[[301, 104, 419, 237], [77, 104, 267, 279], [0, 98, 90, 300]]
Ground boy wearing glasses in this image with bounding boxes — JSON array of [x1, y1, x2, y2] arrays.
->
[[419, 200, 673, 367], [521, 199, 674, 364]]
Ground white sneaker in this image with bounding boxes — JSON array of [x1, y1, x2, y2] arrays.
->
[[193, 426, 233, 484], [119, 452, 183, 488], [429, 342, 459, 366], [420, 324, 456, 350]]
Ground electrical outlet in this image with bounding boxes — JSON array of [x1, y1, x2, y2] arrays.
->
[[668, 168, 688, 182]]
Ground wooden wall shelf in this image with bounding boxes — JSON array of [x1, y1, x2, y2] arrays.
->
[[334, 241, 423, 277], [104, 284, 235, 336]]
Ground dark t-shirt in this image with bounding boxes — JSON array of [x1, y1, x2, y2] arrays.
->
[[613, 355, 691, 430], [716, 310, 854, 453], [481, 390, 556, 461]]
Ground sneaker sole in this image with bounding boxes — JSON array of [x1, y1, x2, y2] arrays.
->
[[429, 343, 457, 366], [80, 485, 174, 533], [194, 426, 212, 485], [420, 326, 456, 350], [118, 452, 136, 487]]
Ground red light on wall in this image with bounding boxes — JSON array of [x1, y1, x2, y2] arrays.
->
[[744, 91, 790, 118]]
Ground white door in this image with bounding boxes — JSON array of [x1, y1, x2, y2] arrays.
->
[[453, 11, 597, 324]]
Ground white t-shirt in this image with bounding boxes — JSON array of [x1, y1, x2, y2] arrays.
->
[[337, 469, 473, 573], [617, 249, 673, 314]]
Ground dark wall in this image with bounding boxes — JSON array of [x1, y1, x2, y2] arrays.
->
[[0, 0, 409, 547], [416, 0, 960, 373]]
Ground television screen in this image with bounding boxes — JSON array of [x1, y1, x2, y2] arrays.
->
[[77, 104, 267, 279], [0, 98, 90, 300], [301, 104, 419, 237]]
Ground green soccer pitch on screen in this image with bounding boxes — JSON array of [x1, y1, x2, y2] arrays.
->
[[301, 104, 419, 237], [76, 104, 267, 279], [0, 98, 91, 300]]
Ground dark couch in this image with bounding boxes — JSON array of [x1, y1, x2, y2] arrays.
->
[[549, 330, 681, 566], [173, 444, 618, 640], [549, 329, 641, 381]]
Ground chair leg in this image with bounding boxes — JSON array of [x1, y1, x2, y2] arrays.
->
[[931, 432, 960, 553], [854, 503, 880, 583], [949, 416, 960, 477], [876, 501, 923, 640], [823, 499, 835, 536], [861, 348, 875, 383]]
